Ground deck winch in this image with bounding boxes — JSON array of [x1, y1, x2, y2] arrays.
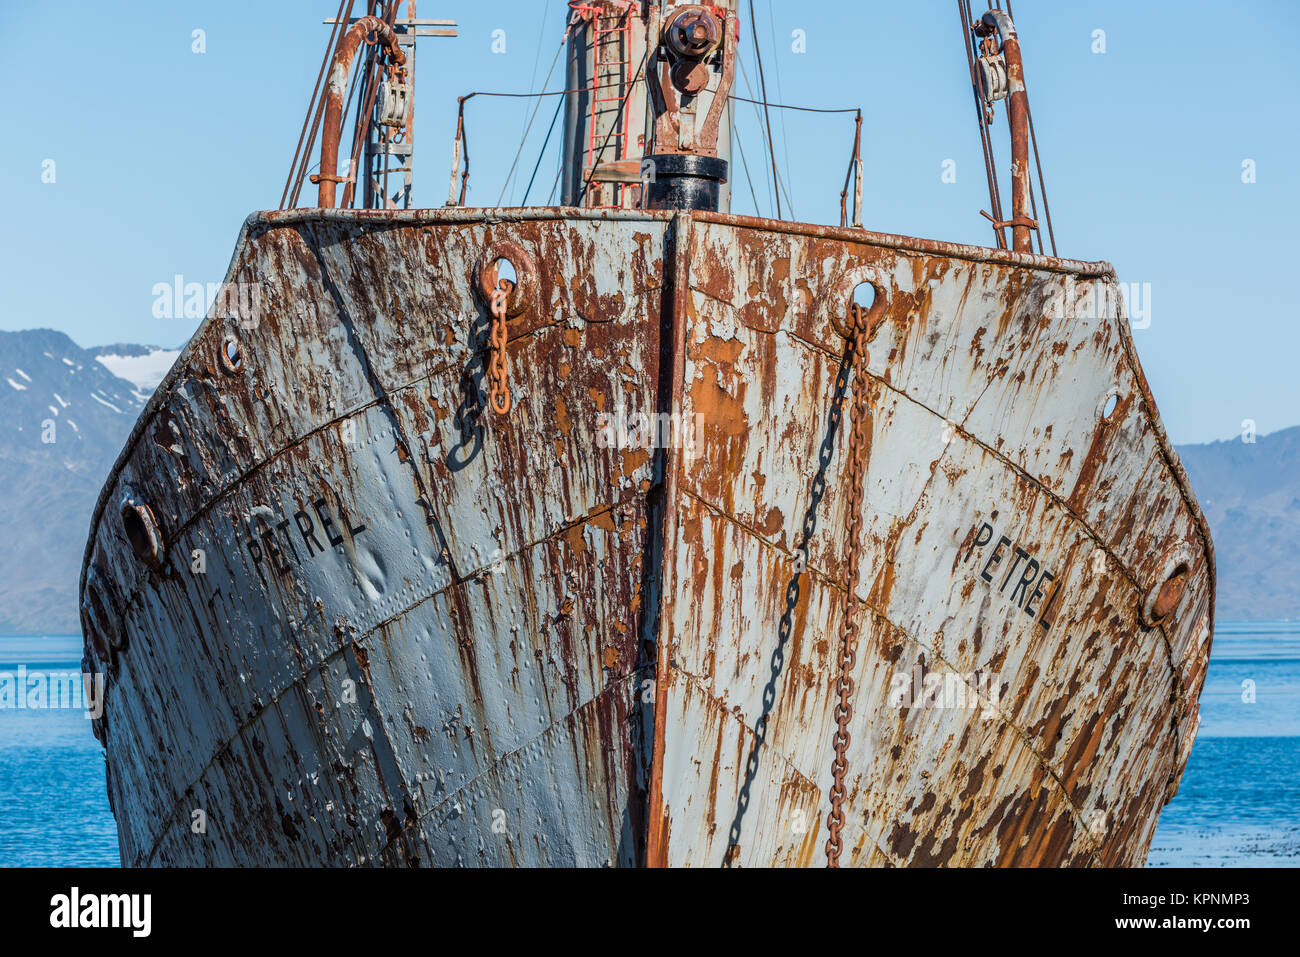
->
[[644, 4, 736, 211]]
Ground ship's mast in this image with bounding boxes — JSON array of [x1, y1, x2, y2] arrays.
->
[[962, 3, 1056, 255], [562, 1, 737, 212], [315, 1, 458, 209]]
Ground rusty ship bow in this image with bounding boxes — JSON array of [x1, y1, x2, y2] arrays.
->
[[79, 2, 1213, 867]]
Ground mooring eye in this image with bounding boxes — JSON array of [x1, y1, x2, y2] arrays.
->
[[474, 243, 537, 318], [839, 281, 881, 337], [220, 335, 244, 375], [1102, 392, 1120, 421], [850, 281, 877, 311], [493, 257, 518, 288], [122, 501, 164, 570], [1141, 544, 1196, 627], [1152, 564, 1190, 620], [828, 267, 889, 340]]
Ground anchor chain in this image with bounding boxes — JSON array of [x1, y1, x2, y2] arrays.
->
[[488, 277, 513, 416], [825, 302, 872, 867]]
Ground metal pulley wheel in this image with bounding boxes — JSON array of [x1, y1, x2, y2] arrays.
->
[[977, 52, 1008, 104], [376, 78, 410, 127]]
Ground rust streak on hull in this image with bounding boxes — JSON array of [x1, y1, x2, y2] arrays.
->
[[79, 207, 1213, 867]]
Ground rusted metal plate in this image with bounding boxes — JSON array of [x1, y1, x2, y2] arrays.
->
[[81, 209, 670, 866], [81, 208, 1211, 867], [653, 213, 1213, 867]]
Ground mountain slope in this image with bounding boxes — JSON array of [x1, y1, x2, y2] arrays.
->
[[0, 329, 149, 634], [1174, 426, 1300, 622], [88, 343, 183, 398]]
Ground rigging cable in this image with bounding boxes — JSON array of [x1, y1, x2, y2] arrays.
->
[[520, 97, 566, 207], [731, 103, 767, 217], [730, 94, 859, 115], [280, 0, 348, 208], [453, 86, 585, 205], [958, 0, 1007, 248], [342, 0, 399, 208], [748, 0, 782, 220], [765, 0, 796, 221], [284, 0, 357, 208], [1006, 0, 1057, 255], [736, 58, 791, 216], [511, 0, 551, 162], [498, 36, 567, 206], [297, 0, 383, 208], [546, 164, 563, 205], [736, 58, 777, 215]]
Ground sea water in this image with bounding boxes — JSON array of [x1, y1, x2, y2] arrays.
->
[[0, 635, 117, 866], [1, 625, 1296, 867]]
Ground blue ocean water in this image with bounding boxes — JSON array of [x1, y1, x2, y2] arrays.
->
[[0, 635, 118, 866], [1147, 622, 1300, 867], [1, 625, 1296, 867]]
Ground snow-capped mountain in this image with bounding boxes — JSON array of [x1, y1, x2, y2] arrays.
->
[[89, 343, 183, 401], [0, 329, 178, 634]]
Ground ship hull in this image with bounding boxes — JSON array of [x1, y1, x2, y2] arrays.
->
[[79, 208, 1213, 867]]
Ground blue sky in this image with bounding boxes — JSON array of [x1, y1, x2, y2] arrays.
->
[[1, 0, 1296, 444]]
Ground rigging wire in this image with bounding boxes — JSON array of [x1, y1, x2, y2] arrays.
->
[[520, 97, 566, 207], [281, 0, 350, 208], [546, 164, 563, 205], [958, 0, 1007, 249], [342, 0, 399, 208], [293, 0, 381, 208], [738, 63, 798, 215], [1024, 98, 1056, 256], [1006, 0, 1057, 256], [730, 94, 859, 115], [736, 58, 775, 214], [309, 20, 370, 204], [764, 0, 796, 221], [730, 99, 766, 217], [286, 0, 358, 208], [498, 36, 567, 206], [748, 0, 782, 219], [513, 1, 550, 144], [456, 84, 847, 213], [736, 57, 781, 216], [452, 86, 582, 205]]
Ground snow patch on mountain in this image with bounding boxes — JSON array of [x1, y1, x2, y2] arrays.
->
[[93, 346, 181, 394], [89, 392, 124, 413]]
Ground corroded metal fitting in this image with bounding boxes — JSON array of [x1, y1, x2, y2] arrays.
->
[[666, 8, 720, 59], [473, 242, 538, 319]]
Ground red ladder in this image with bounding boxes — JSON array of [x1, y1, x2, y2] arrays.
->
[[586, 8, 633, 207]]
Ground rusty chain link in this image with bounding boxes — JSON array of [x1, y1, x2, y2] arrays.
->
[[825, 302, 872, 867], [488, 278, 513, 416]]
